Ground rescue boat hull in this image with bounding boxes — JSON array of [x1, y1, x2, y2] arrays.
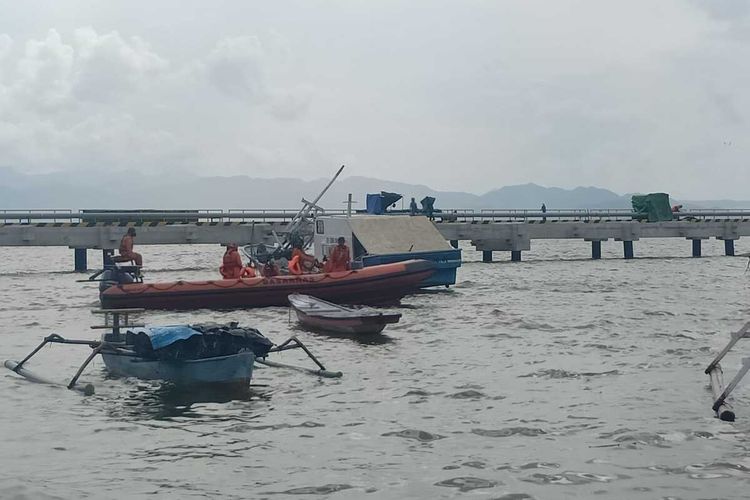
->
[[100, 259, 435, 310]]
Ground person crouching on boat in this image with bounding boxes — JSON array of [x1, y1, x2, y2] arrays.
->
[[220, 243, 244, 279], [324, 236, 351, 272], [262, 259, 280, 277], [289, 241, 319, 275], [118, 227, 143, 267]]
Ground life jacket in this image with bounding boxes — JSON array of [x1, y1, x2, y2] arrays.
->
[[220, 248, 243, 279], [328, 245, 350, 272], [288, 255, 302, 275], [119, 235, 134, 255], [240, 266, 256, 278]]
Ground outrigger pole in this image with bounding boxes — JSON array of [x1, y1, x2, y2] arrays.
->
[[256, 336, 343, 378], [4, 334, 99, 395], [705, 322, 750, 421]]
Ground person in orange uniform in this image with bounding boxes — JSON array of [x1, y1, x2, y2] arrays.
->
[[325, 237, 351, 272], [289, 243, 318, 274], [118, 227, 143, 267], [220, 243, 244, 279]]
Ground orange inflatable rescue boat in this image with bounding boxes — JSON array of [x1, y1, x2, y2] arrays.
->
[[100, 259, 435, 310]]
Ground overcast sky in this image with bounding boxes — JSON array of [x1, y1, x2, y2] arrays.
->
[[0, 0, 748, 198]]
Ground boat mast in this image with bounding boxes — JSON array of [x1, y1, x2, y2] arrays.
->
[[283, 164, 345, 250]]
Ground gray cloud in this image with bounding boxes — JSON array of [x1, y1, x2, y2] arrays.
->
[[0, 1, 748, 199]]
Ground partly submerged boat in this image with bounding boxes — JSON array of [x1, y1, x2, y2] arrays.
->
[[5, 313, 341, 394], [288, 294, 402, 335], [99, 323, 272, 386], [99, 259, 435, 310]]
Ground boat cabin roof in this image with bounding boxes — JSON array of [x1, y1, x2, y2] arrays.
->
[[346, 216, 452, 254]]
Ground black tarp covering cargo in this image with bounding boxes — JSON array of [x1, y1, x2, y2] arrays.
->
[[631, 193, 674, 222], [126, 322, 273, 361]]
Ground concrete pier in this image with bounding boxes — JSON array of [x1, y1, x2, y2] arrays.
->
[[2, 209, 750, 269], [74, 248, 87, 272]]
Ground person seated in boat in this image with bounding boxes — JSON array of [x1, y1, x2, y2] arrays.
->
[[220, 243, 244, 279], [241, 262, 256, 278], [262, 259, 280, 277], [115, 227, 143, 267], [289, 242, 319, 275], [324, 237, 351, 273]]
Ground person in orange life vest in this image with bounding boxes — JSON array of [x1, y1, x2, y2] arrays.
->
[[118, 227, 143, 267], [325, 237, 350, 273], [290, 242, 317, 274], [240, 263, 256, 278], [220, 243, 244, 279]]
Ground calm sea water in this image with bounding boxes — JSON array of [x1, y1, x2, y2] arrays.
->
[[1, 239, 750, 499]]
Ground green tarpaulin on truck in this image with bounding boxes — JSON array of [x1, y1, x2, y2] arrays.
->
[[631, 193, 673, 222]]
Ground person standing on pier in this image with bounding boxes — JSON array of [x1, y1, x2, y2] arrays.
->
[[409, 197, 418, 216], [541, 203, 547, 222], [118, 227, 143, 267]]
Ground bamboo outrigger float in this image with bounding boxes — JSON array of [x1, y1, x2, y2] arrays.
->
[[5, 310, 341, 395], [705, 322, 750, 422]]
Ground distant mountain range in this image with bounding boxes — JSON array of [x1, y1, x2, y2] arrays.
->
[[0, 167, 748, 210]]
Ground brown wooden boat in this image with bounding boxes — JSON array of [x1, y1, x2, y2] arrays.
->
[[288, 294, 402, 335], [100, 259, 434, 310]]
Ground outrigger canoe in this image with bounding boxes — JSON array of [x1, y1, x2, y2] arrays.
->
[[5, 312, 341, 394], [100, 259, 435, 310], [289, 294, 401, 335]]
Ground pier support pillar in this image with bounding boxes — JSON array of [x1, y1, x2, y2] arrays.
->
[[724, 239, 736, 257], [74, 248, 87, 272], [511, 250, 522, 262], [591, 240, 602, 260], [691, 239, 702, 258], [623, 241, 634, 260], [482, 251, 493, 263], [450, 240, 459, 249], [102, 249, 115, 268]]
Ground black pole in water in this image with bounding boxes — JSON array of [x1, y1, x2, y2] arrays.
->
[[74, 248, 87, 272], [482, 251, 493, 263], [102, 249, 115, 268], [592, 240, 602, 260], [725, 239, 735, 256], [692, 239, 702, 258], [623, 240, 634, 259]]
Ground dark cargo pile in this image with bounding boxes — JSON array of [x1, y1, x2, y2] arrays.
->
[[126, 322, 274, 361]]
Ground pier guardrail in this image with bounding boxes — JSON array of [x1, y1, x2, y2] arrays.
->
[[2, 208, 750, 224]]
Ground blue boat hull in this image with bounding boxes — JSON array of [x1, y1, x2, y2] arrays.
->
[[101, 351, 255, 385], [359, 249, 461, 287]]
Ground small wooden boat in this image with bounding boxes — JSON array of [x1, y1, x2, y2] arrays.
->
[[98, 259, 435, 310], [288, 294, 402, 335]]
